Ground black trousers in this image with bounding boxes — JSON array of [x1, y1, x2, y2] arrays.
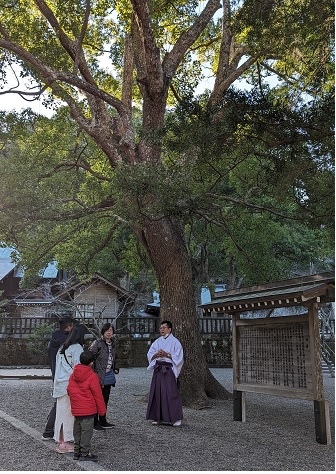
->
[[43, 401, 56, 436], [94, 385, 112, 426]]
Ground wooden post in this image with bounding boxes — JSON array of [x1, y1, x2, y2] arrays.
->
[[308, 302, 324, 401], [232, 313, 239, 389], [233, 390, 246, 422], [308, 301, 331, 444], [314, 400, 331, 444], [232, 313, 246, 422]]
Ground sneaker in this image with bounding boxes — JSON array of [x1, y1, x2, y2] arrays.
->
[[93, 424, 104, 431], [152, 421, 161, 425], [73, 452, 81, 460], [101, 421, 115, 429], [42, 433, 54, 441], [56, 442, 75, 453], [80, 453, 98, 462], [173, 420, 182, 427]]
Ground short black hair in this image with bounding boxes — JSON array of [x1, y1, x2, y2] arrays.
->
[[59, 316, 74, 331], [101, 322, 115, 335], [161, 320, 172, 329], [80, 350, 95, 366]]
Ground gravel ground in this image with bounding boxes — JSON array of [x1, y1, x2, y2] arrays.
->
[[0, 367, 334, 472]]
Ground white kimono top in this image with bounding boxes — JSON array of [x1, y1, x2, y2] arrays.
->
[[52, 343, 83, 398], [147, 334, 184, 378]]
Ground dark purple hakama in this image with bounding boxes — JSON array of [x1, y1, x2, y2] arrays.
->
[[146, 361, 183, 423]]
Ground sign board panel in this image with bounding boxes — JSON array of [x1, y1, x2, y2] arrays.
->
[[234, 315, 317, 399]]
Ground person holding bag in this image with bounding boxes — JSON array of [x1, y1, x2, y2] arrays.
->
[[53, 324, 86, 453], [89, 322, 119, 430]]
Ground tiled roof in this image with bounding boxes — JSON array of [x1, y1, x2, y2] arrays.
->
[[0, 247, 17, 280], [0, 246, 58, 280], [56, 272, 134, 300], [200, 272, 335, 313]]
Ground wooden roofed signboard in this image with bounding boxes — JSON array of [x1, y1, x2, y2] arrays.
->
[[200, 272, 334, 314], [200, 272, 335, 445], [235, 314, 316, 399]]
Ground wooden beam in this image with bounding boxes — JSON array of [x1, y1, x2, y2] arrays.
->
[[235, 314, 308, 326], [308, 302, 324, 401], [232, 313, 239, 388], [233, 390, 246, 422], [314, 400, 331, 444]]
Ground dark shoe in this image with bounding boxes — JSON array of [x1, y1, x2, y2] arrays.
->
[[73, 452, 81, 460], [93, 424, 104, 431], [101, 421, 114, 429], [42, 433, 54, 440], [80, 453, 98, 462]]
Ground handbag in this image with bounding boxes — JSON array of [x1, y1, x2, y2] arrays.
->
[[103, 369, 116, 386]]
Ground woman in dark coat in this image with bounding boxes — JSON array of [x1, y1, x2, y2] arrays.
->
[[89, 322, 119, 430]]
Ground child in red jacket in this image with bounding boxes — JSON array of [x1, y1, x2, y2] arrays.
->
[[67, 350, 106, 461]]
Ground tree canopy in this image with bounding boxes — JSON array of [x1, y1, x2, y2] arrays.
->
[[0, 0, 334, 406]]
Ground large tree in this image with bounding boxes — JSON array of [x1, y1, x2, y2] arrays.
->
[[0, 0, 334, 406]]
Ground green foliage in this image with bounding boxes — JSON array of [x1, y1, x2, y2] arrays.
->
[[0, 106, 160, 295], [0, 82, 333, 289], [162, 85, 334, 286], [0, 0, 333, 292], [26, 322, 54, 363]]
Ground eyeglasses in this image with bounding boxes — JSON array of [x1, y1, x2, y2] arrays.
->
[[160, 325, 169, 329]]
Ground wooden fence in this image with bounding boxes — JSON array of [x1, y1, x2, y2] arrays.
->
[[0, 315, 233, 339], [0, 315, 333, 341], [0, 316, 54, 337]]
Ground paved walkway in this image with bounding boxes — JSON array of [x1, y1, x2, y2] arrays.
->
[[0, 367, 334, 471]]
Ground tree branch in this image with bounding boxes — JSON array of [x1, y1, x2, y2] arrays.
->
[[73, 0, 91, 76], [0, 30, 128, 117], [205, 192, 299, 220], [33, 0, 95, 85], [39, 160, 112, 182], [130, 0, 164, 93], [162, 0, 221, 79], [122, 33, 134, 112], [210, 56, 257, 104], [194, 210, 270, 281], [260, 61, 296, 85]]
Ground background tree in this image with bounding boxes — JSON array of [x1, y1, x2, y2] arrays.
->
[[0, 0, 334, 407]]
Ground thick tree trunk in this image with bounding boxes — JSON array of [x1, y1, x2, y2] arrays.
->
[[137, 216, 232, 408]]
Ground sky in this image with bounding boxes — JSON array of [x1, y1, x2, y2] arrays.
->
[[0, 64, 57, 117], [0, 92, 53, 116]]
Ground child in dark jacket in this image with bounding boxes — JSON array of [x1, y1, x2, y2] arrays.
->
[[67, 350, 106, 461]]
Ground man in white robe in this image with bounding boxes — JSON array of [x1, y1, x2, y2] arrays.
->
[[146, 320, 184, 426]]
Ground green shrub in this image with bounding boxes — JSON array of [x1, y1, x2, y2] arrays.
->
[[26, 322, 54, 364]]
